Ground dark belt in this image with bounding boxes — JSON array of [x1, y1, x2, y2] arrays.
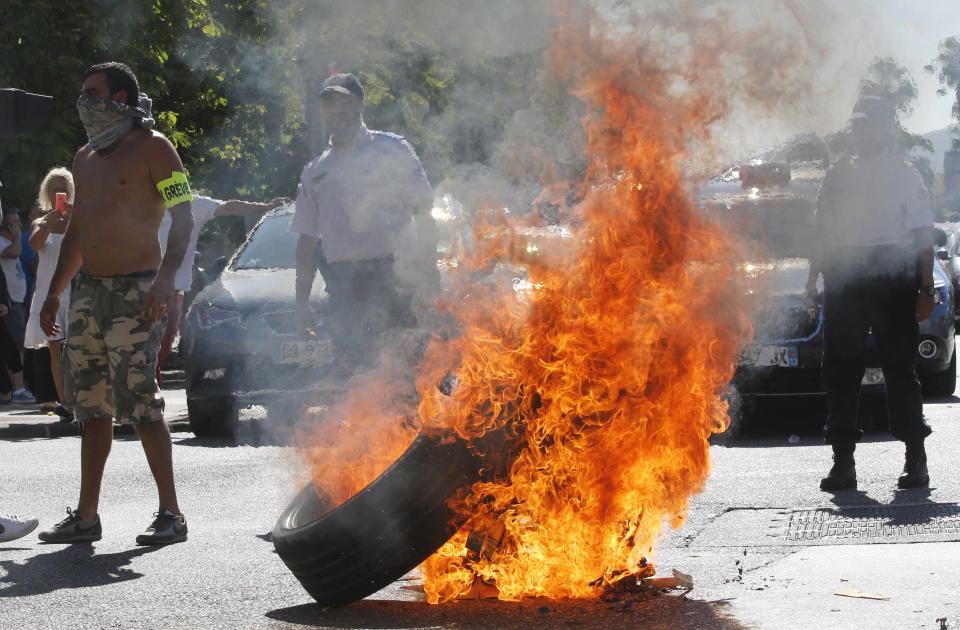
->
[[80, 269, 158, 280]]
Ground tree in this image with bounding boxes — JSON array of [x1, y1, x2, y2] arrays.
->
[[1, 0, 545, 215], [926, 36, 960, 136]]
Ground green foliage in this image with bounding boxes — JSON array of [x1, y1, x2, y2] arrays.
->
[[0, 0, 539, 214], [926, 36, 960, 133]]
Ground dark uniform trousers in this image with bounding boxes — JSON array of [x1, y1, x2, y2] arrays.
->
[[821, 245, 933, 446], [319, 256, 416, 366]]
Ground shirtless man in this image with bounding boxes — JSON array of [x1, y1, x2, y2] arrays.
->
[[36, 62, 194, 545]]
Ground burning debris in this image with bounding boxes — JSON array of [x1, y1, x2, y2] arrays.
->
[[280, 0, 828, 607]]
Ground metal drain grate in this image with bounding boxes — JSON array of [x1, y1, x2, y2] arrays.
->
[[786, 504, 960, 541]]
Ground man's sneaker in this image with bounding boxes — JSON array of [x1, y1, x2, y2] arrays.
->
[[11, 389, 36, 404], [136, 510, 187, 545], [0, 513, 39, 543], [37, 508, 101, 543]]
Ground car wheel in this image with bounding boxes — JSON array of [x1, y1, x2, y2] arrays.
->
[[922, 349, 957, 399], [187, 395, 238, 438], [272, 432, 481, 607]]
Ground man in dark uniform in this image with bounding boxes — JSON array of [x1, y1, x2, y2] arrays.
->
[[806, 95, 936, 491]]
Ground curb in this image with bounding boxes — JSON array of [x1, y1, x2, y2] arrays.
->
[[0, 417, 193, 440]]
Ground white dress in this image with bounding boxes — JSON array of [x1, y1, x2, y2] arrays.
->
[[24, 232, 70, 347]]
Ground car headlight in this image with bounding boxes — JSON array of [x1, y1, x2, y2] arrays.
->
[[197, 306, 243, 329]]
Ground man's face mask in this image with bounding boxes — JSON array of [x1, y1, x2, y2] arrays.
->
[[76, 94, 155, 151]]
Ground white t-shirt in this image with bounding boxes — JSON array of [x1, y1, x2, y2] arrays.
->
[[290, 125, 433, 262], [0, 236, 27, 303], [816, 150, 934, 249], [160, 195, 221, 291]]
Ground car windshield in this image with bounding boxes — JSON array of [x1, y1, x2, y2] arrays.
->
[[231, 213, 297, 270]]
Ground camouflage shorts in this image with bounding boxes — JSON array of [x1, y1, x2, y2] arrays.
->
[[66, 272, 165, 425]]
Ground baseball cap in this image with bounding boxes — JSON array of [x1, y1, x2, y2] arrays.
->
[[320, 73, 364, 101]]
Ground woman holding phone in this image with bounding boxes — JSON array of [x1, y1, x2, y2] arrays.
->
[[25, 167, 73, 419]]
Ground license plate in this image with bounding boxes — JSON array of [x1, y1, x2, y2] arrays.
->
[[740, 345, 799, 367], [277, 339, 334, 366]]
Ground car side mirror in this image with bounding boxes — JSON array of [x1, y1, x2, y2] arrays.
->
[[937, 249, 950, 261]]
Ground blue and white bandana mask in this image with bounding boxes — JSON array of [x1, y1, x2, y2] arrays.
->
[[76, 92, 156, 151]]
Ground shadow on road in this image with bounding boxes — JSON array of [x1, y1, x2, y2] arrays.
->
[[174, 420, 286, 448], [266, 596, 748, 629], [826, 486, 938, 508], [714, 394, 906, 448], [174, 436, 238, 448], [0, 544, 163, 597]]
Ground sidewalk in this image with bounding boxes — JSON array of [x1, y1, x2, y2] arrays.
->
[[0, 388, 191, 439]]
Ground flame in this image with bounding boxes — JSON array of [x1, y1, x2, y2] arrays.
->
[[302, 2, 757, 603]]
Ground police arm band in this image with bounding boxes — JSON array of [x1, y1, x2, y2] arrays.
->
[[156, 172, 193, 208]]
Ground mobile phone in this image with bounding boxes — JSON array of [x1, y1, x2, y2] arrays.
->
[[55, 192, 67, 215]]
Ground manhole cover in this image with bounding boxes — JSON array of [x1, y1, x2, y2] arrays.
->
[[785, 503, 960, 541]]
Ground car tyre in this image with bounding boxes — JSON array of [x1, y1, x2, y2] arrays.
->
[[922, 349, 957, 399], [272, 433, 481, 607], [187, 395, 239, 438]]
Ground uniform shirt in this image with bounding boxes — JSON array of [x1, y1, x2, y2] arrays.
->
[[160, 195, 221, 291], [815, 150, 933, 249], [290, 125, 433, 263], [0, 235, 27, 303]]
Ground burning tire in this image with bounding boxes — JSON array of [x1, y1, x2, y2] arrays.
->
[[272, 433, 481, 607]]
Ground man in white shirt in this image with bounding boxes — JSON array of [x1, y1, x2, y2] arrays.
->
[[291, 73, 436, 367], [806, 95, 935, 491], [157, 194, 287, 374]]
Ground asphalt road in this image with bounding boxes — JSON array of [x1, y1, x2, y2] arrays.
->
[[1, 380, 959, 628]]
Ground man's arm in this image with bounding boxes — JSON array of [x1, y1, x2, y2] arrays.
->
[[145, 135, 194, 321], [47, 212, 82, 298], [290, 173, 322, 335], [295, 234, 319, 335], [216, 197, 290, 222], [915, 227, 935, 290], [914, 226, 936, 323], [907, 165, 936, 323], [806, 170, 831, 300]]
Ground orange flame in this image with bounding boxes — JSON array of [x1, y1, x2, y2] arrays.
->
[[304, 2, 756, 603]]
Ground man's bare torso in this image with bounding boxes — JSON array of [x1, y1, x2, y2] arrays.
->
[[73, 128, 166, 276]]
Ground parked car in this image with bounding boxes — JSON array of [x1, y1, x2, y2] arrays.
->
[[179, 199, 558, 437], [734, 257, 956, 402], [936, 227, 960, 326], [179, 204, 336, 437], [702, 146, 957, 410]]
